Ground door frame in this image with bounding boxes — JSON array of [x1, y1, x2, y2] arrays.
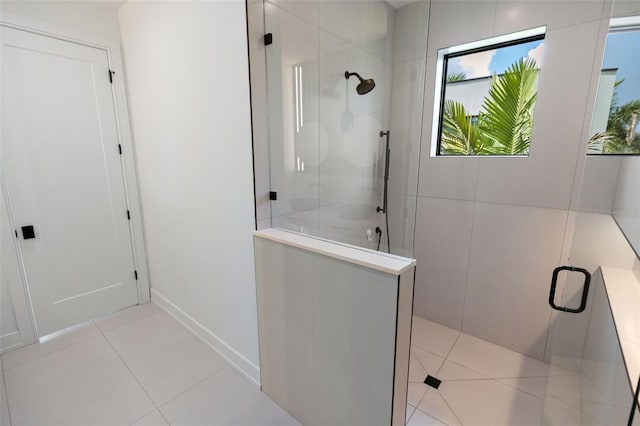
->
[[0, 15, 150, 340]]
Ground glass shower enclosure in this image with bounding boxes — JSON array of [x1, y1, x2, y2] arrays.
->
[[262, 0, 428, 258]]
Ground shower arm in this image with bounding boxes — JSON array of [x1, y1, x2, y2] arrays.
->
[[377, 130, 390, 214]]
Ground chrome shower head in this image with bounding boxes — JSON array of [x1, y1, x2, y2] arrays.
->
[[345, 71, 375, 95]]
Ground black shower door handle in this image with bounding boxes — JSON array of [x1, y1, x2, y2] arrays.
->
[[548, 266, 591, 314]]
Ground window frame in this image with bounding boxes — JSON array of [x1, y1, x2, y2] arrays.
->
[[586, 16, 640, 156], [430, 26, 547, 157]]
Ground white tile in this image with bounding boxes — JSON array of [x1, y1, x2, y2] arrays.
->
[[406, 407, 446, 426], [4, 336, 154, 426], [393, 2, 416, 63], [437, 360, 487, 381], [417, 389, 461, 426], [567, 213, 637, 274], [577, 156, 622, 213], [131, 410, 169, 426], [413, 197, 474, 329], [407, 403, 417, 423], [426, 0, 496, 57], [541, 396, 582, 426], [410, 350, 428, 383], [581, 399, 632, 426], [412, 346, 445, 378], [160, 367, 300, 426], [393, 1, 429, 63], [267, 0, 320, 28], [389, 58, 425, 199], [448, 333, 550, 379], [318, 0, 368, 48], [94, 302, 160, 333], [417, 54, 481, 202], [493, 0, 605, 35], [475, 21, 603, 210], [104, 311, 227, 406], [408, 382, 429, 407], [364, 1, 395, 61], [612, 0, 640, 18], [544, 374, 612, 411], [1, 322, 101, 371], [439, 379, 545, 426], [411, 315, 460, 358], [463, 202, 567, 359], [498, 377, 549, 400]]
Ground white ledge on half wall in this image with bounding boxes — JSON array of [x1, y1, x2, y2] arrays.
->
[[601, 266, 640, 393], [254, 228, 416, 276]]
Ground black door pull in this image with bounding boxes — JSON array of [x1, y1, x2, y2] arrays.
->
[[21, 225, 36, 240], [549, 266, 591, 314]]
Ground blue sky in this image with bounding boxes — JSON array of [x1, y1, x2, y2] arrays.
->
[[448, 39, 544, 79], [602, 31, 640, 106]]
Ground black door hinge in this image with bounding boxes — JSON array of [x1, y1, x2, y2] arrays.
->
[[134, 270, 138, 280], [269, 191, 277, 201], [109, 69, 115, 83], [127, 210, 131, 220], [264, 33, 273, 46], [118, 144, 122, 155], [14, 229, 18, 238]]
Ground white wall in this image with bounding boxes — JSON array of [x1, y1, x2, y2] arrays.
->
[[118, 1, 260, 384], [0, 1, 122, 41], [412, 0, 613, 360]]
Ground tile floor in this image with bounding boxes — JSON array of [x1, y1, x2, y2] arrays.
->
[[0, 303, 299, 426], [405, 316, 607, 426], [0, 306, 610, 426]]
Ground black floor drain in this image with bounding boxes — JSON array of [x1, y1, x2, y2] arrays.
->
[[424, 375, 441, 389]]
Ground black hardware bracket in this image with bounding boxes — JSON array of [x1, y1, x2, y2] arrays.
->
[[21, 225, 36, 240]]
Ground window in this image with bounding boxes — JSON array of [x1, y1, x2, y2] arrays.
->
[[587, 17, 640, 155], [431, 27, 546, 156]]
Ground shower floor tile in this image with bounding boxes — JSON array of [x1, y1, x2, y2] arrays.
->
[[407, 315, 564, 426]]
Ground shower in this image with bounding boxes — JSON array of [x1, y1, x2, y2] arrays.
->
[[344, 71, 375, 95]]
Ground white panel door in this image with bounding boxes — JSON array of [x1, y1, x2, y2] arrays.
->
[[1, 26, 139, 336]]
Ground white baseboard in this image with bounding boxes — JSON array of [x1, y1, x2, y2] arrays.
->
[[0, 331, 22, 354], [150, 289, 261, 387]]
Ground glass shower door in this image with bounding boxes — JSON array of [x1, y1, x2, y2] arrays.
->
[[542, 266, 636, 425], [262, 0, 423, 257]]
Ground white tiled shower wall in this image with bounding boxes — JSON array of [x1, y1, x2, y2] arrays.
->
[[412, 0, 618, 361]]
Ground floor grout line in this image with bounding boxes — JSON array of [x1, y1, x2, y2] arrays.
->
[[1, 330, 102, 373], [437, 388, 464, 426], [99, 307, 236, 426], [156, 365, 229, 412], [101, 331, 159, 412], [98, 310, 232, 425], [95, 306, 160, 336], [1, 362, 13, 426]]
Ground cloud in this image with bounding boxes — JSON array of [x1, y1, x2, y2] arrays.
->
[[527, 43, 545, 67], [457, 49, 496, 78]]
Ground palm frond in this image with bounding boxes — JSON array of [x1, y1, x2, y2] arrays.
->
[[479, 57, 539, 155], [440, 100, 485, 155]]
